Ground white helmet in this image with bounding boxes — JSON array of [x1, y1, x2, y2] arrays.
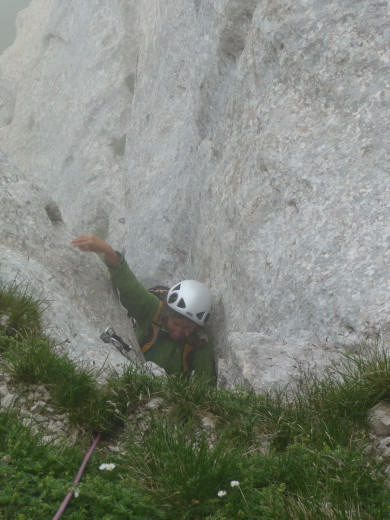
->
[[167, 280, 212, 326]]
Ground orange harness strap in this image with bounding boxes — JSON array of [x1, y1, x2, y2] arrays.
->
[[140, 301, 194, 375]]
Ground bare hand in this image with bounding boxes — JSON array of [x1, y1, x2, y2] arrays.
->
[[71, 235, 120, 265], [71, 234, 109, 253]]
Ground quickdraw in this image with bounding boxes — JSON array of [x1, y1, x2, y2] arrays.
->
[[100, 326, 132, 357]]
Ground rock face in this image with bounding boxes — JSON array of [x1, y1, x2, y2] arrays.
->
[[0, 0, 389, 391], [0, 150, 142, 374]]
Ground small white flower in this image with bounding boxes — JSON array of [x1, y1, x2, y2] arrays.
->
[[217, 490, 227, 497], [73, 488, 80, 498], [230, 480, 240, 487], [99, 462, 116, 471]]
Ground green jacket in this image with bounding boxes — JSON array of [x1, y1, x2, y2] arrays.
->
[[107, 255, 216, 382]]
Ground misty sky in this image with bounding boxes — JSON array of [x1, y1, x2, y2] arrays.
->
[[0, 0, 32, 53]]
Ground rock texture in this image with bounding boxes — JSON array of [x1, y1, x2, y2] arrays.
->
[[369, 401, 390, 437], [0, 0, 389, 390], [0, 150, 143, 374], [0, 368, 216, 455], [0, 371, 79, 447], [1, 365, 390, 475]]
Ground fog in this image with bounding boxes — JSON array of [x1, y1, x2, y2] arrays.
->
[[0, 0, 32, 53]]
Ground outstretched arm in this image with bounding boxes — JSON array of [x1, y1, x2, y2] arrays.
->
[[71, 234, 120, 265], [71, 234, 159, 326]]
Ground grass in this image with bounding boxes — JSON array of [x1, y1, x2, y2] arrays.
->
[[1, 279, 390, 519], [0, 409, 165, 520], [0, 279, 46, 340]]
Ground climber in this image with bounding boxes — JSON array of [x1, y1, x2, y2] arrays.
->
[[71, 234, 216, 383]]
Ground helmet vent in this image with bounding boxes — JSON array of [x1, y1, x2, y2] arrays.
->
[[168, 293, 178, 304], [204, 313, 210, 324], [177, 298, 186, 309], [167, 280, 212, 326]]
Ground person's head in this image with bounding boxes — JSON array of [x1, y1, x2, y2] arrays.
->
[[165, 314, 197, 341], [164, 280, 212, 341], [167, 280, 212, 327], [159, 280, 211, 341]]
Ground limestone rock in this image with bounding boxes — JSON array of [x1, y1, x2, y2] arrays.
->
[[0, 149, 144, 375], [145, 397, 165, 410], [0, 393, 17, 409], [217, 332, 345, 393], [0, 369, 79, 445], [201, 413, 217, 430], [142, 362, 168, 379], [0, 0, 389, 389], [368, 401, 390, 437]]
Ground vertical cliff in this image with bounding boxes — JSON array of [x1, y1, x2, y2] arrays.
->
[[0, 0, 389, 390]]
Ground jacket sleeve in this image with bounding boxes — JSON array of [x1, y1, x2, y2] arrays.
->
[[106, 253, 159, 327]]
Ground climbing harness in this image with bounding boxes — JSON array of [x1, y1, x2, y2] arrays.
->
[[139, 286, 208, 376], [52, 433, 101, 519], [52, 287, 210, 516]]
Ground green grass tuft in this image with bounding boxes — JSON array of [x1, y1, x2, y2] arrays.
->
[[1, 280, 390, 518], [0, 279, 46, 341]]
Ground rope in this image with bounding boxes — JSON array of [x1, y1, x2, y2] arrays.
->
[[52, 432, 101, 520]]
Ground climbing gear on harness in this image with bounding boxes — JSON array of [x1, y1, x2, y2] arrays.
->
[[139, 286, 209, 375], [139, 286, 166, 361], [100, 326, 132, 357], [167, 280, 212, 326]]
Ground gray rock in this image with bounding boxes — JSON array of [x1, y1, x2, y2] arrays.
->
[[0, 0, 389, 389], [145, 397, 165, 410], [18, 406, 29, 418], [36, 385, 50, 397], [217, 332, 346, 393], [379, 437, 390, 447], [201, 413, 217, 430], [0, 385, 9, 398], [368, 402, 390, 437], [381, 447, 390, 458], [55, 413, 68, 421], [0, 314, 10, 328], [0, 370, 79, 444], [258, 438, 271, 457], [30, 401, 46, 413], [0, 150, 144, 377], [32, 391, 51, 402], [41, 435, 55, 445], [67, 429, 78, 446], [142, 362, 168, 379], [0, 373, 11, 384], [0, 393, 17, 408], [47, 419, 61, 434]]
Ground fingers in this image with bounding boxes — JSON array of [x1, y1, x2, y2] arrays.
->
[[71, 234, 93, 249], [71, 234, 107, 253]]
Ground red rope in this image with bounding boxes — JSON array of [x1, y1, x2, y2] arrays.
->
[[52, 432, 101, 520]]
